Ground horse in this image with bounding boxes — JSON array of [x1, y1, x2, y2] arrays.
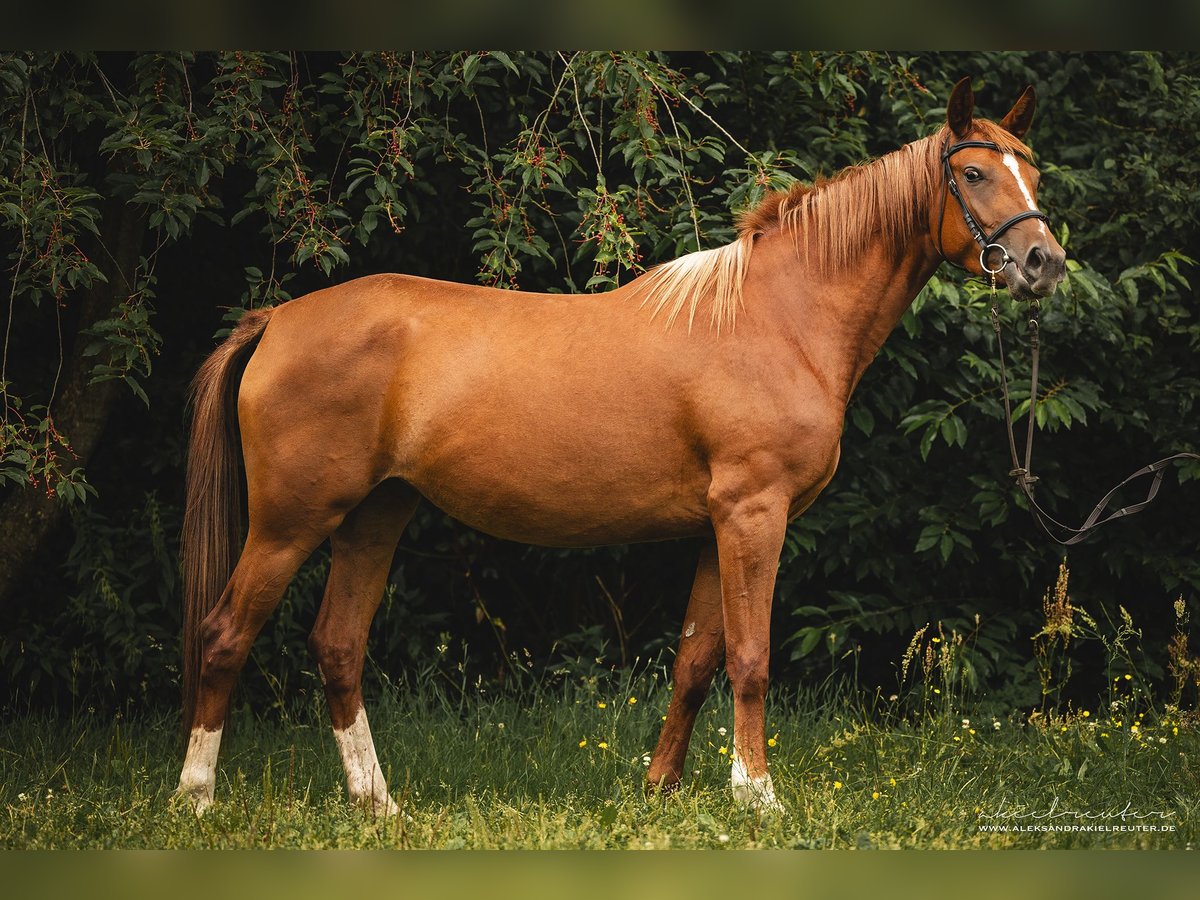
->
[[175, 77, 1065, 816]]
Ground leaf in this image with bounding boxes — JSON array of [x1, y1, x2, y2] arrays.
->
[[919, 427, 936, 461], [789, 628, 823, 660], [915, 525, 942, 553], [489, 51, 519, 75], [939, 534, 954, 563], [850, 404, 875, 436], [463, 53, 479, 86]]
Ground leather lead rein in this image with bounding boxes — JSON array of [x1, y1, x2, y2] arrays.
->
[[990, 301, 1198, 545]]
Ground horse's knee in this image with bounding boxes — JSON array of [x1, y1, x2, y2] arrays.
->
[[726, 648, 769, 700]]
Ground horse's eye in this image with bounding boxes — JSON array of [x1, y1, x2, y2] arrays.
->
[[963, 167, 982, 183]]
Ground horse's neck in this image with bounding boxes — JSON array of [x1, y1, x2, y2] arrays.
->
[[756, 226, 941, 405]]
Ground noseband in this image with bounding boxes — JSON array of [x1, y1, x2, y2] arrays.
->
[[937, 139, 1049, 280]]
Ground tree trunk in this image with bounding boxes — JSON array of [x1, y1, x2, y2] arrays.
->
[[0, 203, 147, 607]]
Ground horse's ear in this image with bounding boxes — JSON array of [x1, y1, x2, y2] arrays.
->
[[999, 85, 1037, 139], [947, 77, 975, 138]]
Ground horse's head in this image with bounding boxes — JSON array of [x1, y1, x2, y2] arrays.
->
[[934, 78, 1066, 300]]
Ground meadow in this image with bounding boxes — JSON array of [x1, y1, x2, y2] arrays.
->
[[3, 655, 1195, 849]]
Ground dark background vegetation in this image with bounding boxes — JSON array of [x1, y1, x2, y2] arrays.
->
[[1, 51, 1197, 719]]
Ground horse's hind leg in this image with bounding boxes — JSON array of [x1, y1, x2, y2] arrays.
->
[[178, 522, 332, 812], [308, 480, 418, 817], [646, 541, 724, 793]]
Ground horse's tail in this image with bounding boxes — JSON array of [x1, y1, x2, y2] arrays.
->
[[181, 308, 273, 732]]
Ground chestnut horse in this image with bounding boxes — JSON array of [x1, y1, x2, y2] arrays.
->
[[176, 79, 1065, 815]]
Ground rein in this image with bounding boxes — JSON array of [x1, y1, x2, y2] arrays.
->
[[990, 301, 1198, 545], [938, 138, 1199, 545]]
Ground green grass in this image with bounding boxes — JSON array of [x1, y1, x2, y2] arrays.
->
[[2, 666, 1197, 848]]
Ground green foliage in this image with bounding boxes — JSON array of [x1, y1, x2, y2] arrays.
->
[[0, 51, 1197, 714], [0, 494, 177, 704]]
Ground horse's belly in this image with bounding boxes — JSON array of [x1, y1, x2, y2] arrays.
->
[[401, 440, 711, 547]]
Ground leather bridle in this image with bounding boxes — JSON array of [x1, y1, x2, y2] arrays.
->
[[936, 138, 1198, 545], [936, 139, 1050, 282]]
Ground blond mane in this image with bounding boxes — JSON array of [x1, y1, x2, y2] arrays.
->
[[639, 122, 1032, 332]]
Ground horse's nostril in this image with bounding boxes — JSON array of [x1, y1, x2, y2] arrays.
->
[[1026, 246, 1045, 275]]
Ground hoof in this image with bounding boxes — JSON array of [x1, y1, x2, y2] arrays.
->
[[351, 791, 400, 818], [731, 758, 784, 816], [174, 782, 214, 817], [732, 778, 785, 816], [644, 774, 682, 798]]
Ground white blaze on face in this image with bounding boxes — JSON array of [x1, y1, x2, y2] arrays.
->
[[1002, 153, 1047, 235], [731, 753, 783, 815], [177, 726, 223, 815], [334, 706, 398, 817]]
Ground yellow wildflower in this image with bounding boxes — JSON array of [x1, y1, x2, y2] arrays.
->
[[628, 697, 637, 705], [1082, 710, 1090, 718], [598, 741, 608, 749], [579, 739, 587, 748], [597, 702, 607, 709], [833, 781, 843, 790], [872, 791, 880, 800], [718, 746, 728, 756], [767, 737, 777, 748]]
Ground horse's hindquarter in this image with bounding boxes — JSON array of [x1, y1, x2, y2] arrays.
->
[[239, 273, 843, 547]]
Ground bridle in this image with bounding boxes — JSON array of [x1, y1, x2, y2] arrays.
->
[[936, 137, 1198, 545], [936, 138, 1050, 283]]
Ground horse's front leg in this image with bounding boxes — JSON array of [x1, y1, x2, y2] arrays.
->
[[709, 483, 789, 814]]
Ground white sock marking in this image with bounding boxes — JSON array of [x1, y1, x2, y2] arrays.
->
[[334, 707, 398, 816], [731, 753, 783, 814], [1002, 153, 1047, 236], [177, 726, 222, 815]]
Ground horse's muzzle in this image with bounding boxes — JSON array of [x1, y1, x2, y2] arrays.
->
[[1020, 242, 1066, 297]]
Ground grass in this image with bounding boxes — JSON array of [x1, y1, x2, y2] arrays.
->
[[2, 661, 1197, 849]]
